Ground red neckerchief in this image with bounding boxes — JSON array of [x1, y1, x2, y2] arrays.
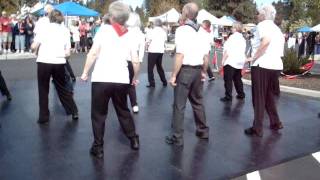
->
[[203, 26, 211, 33], [111, 23, 128, 36]]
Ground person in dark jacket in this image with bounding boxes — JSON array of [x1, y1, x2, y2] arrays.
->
[[25, 16, 34, 52], [13, 18, 26, 53]]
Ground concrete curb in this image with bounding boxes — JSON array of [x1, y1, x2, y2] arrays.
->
[[242, 79, 320, 98], [0, 53, 36, 60]]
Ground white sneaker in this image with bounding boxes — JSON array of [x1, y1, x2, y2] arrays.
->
[[3, 49, 7, 53], [21, 50, 24, 53], [8, 49, 11, 53], [132, 105, 139, 113]]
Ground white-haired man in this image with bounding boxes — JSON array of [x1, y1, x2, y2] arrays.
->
[[166, 2, 210, 146], [81, 1, 140, 158], [244, 5, 284, 137]]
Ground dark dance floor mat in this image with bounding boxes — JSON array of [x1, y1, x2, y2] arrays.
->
[[0, 74, 320, 180]]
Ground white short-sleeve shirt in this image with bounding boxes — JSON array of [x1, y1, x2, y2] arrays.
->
[[126, 27, 145, 62], [252, 20, 285, 70], [146, 26, 167, 53], [91, 25, 133, 84], [175, 25, 210, 66], [34, 23, 70, 64], [223, 32, 246, 69]]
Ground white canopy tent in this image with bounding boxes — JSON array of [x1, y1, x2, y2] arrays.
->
[[219, 16, 236, 26], [311, 24, 320, 32], [148, 8, 180, 23], [30, 2, 45, 14], [196, 9, 220, 25]]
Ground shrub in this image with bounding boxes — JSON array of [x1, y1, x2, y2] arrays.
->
[[282, 48, 310, 75]]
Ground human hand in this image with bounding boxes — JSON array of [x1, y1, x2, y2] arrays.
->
[[80, 73, 88, 82], [169, 76, 177, 87]]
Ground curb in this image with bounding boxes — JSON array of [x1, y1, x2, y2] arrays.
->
[[0, 53, 36, 60], [242, 79, 320, 98]]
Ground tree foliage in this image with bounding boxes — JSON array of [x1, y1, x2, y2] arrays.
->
[[87, 0, 116, 14], [147, 0, 181, 17], [201, 0, 256, 23]]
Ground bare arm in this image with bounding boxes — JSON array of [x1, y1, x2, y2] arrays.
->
[[131, 50, 140, 86], [247, 37, 271, 62], [221, 50, 228, 67], [169, 53, 184, 87], [80, 45, 100, 81]]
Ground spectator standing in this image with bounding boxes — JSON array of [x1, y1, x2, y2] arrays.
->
[[13, 18, 26, 53], [70, 21, 80, 53], [25, 16, 35, 52], [79, 20, 88, 52], [0, 11, 13, 53]]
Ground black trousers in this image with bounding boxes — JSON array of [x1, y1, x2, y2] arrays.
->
[[172, 66, 209, 139], [91, 82, 137, 149], [223, 65, 245, 99], [0, 71, 10, 96], [147, 53, 167, 86], [65, 59, 76, 79], [37, 62, 78, 121], [206, 64, 214, 78], [127, 61, 137, 107], [251, 66, 282, 133]]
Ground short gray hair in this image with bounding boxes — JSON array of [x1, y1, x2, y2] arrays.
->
[[126, 13, 141, 28], [259, 5, 276, 21], [44, 4, 54, 14], [153, 19, 162, 27], [232, 22, 243, 33], [182, 3, 199, 21], [108, 1, 130, 25]]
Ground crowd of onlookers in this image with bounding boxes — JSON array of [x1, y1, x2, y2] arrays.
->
[[0, 10, 103, 55], [0, 11, 35, 54]]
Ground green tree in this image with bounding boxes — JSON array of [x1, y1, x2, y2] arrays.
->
[[0, 0, 18, 13], [135, 6, 147, 25], [87, 0, 115, 14], [147, 0, 181, 17], [232, 0, 256, 23], [201, 0, 256, 21]]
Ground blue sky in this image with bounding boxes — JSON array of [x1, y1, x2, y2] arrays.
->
[[121, 0, 278, 9]]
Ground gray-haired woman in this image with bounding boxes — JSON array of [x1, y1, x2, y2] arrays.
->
[[220, 22, 246, 102], [244, 5, 285, 137], [126, 12, 145, 113], [32, 9, 78, 124], [81, 1, 141, 158]]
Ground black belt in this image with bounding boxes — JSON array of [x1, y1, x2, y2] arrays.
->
[[181, 65, 202, 69]]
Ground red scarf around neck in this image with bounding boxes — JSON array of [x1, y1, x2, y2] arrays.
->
[[111, 23, 128, 36]]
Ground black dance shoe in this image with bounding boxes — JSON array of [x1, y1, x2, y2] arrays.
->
[[244, 127, 263, 137], [130, 136, 139, 150], [72, 113, 79, 120], [165, 135, 183, 146], [90, 147, 104, 159], [220, 97, 232, 102]]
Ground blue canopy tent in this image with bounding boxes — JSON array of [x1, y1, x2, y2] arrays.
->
[[297, 26, 313, 32], [38, 2, 99, 17]]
